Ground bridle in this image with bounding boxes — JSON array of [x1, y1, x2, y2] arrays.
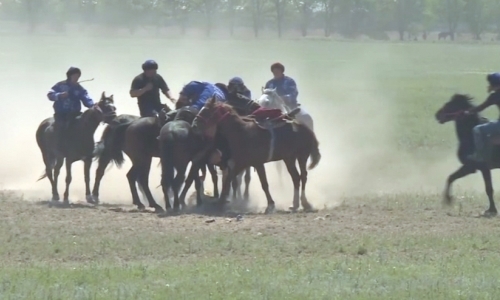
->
[[195, 104, 231, 128]]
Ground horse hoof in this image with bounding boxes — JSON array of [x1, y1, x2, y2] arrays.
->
[[137, 204, 146, 211], [52, 195, 60, 201], [155, 207, 166, 214], [92, 195, 100, 204], [86, 195, 96, 204], [303, 205, 315, 213], [483, 209, 498, 217], [443, 194, 453, 206], [265, 205, 275, 214], [288, 206, 299, 212]]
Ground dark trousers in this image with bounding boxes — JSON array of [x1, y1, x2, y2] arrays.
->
[[138, 101, 163, 117], [53, 112, 80, 153]]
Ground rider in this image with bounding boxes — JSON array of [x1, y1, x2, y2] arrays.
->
[[47, 67, 95, 154], [264, 62, 299, 109], [178, 81, 226, 111], [130, 60, 176, 117], [466, 72, 500, 162], [228, 77, 252, 99]]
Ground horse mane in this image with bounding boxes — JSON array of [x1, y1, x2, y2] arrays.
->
[[451, 93, 476, 108]]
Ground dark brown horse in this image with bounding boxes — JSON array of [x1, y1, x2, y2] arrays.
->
[[158, 106, 207, 211], [91, 113, 140, 203], [192, 97, 321, 213], [36, 92, 117, 204], [91, 103, 171, 212], [435, 94, 499, 216]]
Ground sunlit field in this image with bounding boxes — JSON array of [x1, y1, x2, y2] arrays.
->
[[1, 36, 500, 299]]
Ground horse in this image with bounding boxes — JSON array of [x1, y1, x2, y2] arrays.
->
[[257, 87, 314, 183], [192, 97, 321, 213], [257, 87, 313, 131], [175, 88, 262, 205], [91, 113, 140, 203], [36, 92, 117, 204], [158, 106, 209, 211], [435, 93, 499, 217]]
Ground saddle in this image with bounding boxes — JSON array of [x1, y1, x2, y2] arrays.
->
[[249, 107, 300, 130]]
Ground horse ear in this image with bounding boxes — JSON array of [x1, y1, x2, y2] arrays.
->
[[207, 96, 216, 106], [109, 94, 114, 102], [101, 91, 105, 99], [261, 86, 264, 93]]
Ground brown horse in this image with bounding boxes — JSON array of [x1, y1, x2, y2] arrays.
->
[[177, 89, 262, 205], [192, 97, 321, 213], [36, 92, 117, 204]]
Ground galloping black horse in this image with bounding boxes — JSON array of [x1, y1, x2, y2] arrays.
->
[[435, 93, 499, 216]]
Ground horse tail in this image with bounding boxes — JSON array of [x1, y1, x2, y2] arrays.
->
[[93, 122, 131, 168], [37, 172, 47, 182], [308, 132, 321, 170]]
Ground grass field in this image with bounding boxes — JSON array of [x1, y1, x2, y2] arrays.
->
[[1, 36, 500, 299]]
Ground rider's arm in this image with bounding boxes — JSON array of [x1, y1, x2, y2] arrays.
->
[[470, 94, 497, 113], [157, 75, 175, 101], [283, 78, 298, 101], [129, 76, 147, 98], [78, 86, 95, 108], [47, 83, 63, 101], [264, 79, 273, 89]]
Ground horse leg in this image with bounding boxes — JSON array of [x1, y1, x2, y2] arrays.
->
[[172, 164, 187, 211], [443, 165, 476, 205], [479, 168, 497, 216], [137, 161, 164, 213], [126, 165, 144, 210], [63, 160, 73, 205], [284, 158, 301, 212], [243, 167, 251, 200], [232, 172, 243, 201], [91, 156, 111, 204], [254, 164, 275, 214], [297, 156, 313, 211], [83, 157, 94, 204], [180, 162, 200, 206], [219, 165, 239, 206], [207, 164, 219, 198], [51, 156, 64, 201]]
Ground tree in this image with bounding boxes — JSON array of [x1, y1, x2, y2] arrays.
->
[[464, 0, 488, 39], [434, 0, 465, 40], [292, 0, 317, 37]]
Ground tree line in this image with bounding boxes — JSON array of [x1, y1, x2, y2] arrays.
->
[[0, 0, 499, 40]]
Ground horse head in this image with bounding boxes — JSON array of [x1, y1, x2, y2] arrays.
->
[[94, 91, 117, 123], [192, 96, 233, 138], [435, 93, 474, 124]]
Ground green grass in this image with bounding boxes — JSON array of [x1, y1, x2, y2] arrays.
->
[[3, 37, 500, 299]]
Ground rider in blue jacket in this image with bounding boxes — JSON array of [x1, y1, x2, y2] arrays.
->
[[179, 81, 226, 111], [47, 67, 95, 153], [264, 62, 299, 109]]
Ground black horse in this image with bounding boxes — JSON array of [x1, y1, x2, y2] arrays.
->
[[435, 93, 499, 216]]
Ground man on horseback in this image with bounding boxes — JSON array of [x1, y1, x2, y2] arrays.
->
[[130, 60, 176, 117], [264, 62, 299, 109], [228, 77, 252, 98], [47, 66, 95, 154], [466, 72, 500, 162], [178, 81, 226, 111]]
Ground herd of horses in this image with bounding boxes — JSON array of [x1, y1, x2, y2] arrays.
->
[[35, 84, 320, 214]]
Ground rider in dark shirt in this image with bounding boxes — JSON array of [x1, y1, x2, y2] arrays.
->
[[466, 72, 500, 162], [130, 60, 176, 117]]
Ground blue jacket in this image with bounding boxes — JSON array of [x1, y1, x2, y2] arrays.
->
[[264, 76, 298, 106], [47, 80, 94, 114], [180, 81, 226, 110]]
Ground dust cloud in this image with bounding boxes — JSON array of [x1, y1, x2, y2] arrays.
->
[[0, 34, 484, 211]]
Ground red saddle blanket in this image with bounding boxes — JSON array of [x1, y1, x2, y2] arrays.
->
[[251, 108, 283, 120]]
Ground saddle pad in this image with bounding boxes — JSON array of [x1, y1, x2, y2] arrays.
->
[[251, 107, 283, 120]]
